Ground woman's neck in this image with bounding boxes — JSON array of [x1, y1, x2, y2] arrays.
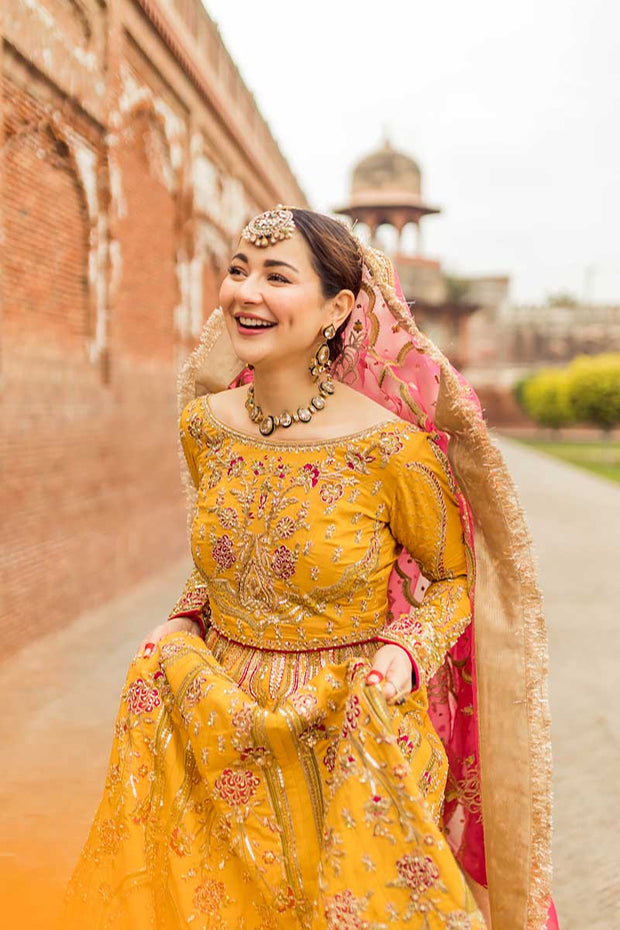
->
[[250, 360, 324, 416]]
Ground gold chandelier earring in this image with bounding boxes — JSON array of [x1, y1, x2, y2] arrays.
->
[[309, 323, 336, 380]]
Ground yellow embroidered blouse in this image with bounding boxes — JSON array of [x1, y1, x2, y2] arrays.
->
[[168, 394, 473, 691]]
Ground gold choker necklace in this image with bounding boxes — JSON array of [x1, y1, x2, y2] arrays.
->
[[245, 377, 336, 437]]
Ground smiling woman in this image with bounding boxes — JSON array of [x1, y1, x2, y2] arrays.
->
[[62, 208, 558, 930]]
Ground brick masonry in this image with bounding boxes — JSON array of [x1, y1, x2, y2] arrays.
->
[[1, 0, 307, 657]]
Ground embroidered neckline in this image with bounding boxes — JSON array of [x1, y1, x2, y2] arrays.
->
[[201, 393, 402, 451]]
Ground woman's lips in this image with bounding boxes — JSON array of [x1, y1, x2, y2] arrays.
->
[[235, 318, 277, 335]]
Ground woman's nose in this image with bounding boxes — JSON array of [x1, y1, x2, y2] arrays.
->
[[237, 275, 262, 304]]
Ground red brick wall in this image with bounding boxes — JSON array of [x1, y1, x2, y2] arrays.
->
[[113, 109, 179, 363], [1, 78, 187, 656], [3, 77, 90, 356], [1, 0, 306, 659]]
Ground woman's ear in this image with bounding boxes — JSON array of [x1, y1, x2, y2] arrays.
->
[[329, 289, 356, 329]]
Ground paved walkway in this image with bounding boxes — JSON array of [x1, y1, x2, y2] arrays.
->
[[1, 438, 618, 928], [0, 559, 193, 928]]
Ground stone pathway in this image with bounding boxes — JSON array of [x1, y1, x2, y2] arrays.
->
[[0, 559, 193, 929], [1, 438, 618, 928]]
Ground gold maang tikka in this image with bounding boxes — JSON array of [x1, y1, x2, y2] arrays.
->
[[241, 205, 296, 248], [240, 207, 338, 436]]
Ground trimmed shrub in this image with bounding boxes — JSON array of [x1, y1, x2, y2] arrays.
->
[[567, 353, 620, 431], [521, 368, 575, 429], [513, 375, 531, 411]]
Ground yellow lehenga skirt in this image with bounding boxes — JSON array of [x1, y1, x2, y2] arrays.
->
[[62, 631, 484, 929]]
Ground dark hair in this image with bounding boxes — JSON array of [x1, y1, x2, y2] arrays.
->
[[290, 208, 363, 362]]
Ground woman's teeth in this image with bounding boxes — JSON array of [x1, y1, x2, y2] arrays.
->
[[237, 317, 276, 328]]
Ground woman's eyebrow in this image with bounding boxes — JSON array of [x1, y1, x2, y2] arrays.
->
[[230, 253, 299, 274], [263, 259, 299, 273]]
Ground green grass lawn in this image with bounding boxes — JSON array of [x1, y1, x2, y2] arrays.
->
[[517, 438, 620, 484]]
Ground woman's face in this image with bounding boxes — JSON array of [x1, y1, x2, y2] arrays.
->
[[219, 232, 346, 371]]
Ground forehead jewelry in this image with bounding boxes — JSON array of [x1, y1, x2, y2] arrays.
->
[[241, 205, 295, 247]]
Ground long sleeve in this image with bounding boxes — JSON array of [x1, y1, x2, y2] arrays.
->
[[375, 433, 473, 692], [167, 398, 212, 637]]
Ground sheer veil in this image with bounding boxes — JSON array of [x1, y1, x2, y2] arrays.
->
[[176, 242, 557, 930]]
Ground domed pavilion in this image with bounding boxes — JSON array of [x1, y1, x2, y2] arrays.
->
[[335, 138, 481, 369]]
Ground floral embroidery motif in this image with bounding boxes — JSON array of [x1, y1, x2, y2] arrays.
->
[[124, 678, 161, 715], [323, 742, 338, 772], [170, 826, 192, 857], [212, 534, 236, 569], [193, 879, 226, 915], [319, 480, 344, 505], [274, 515, 296, 539], [218, 507, 238, 528], [96, 819, 126, 856], [446, 912, 474, 930], [395, 852, 440, 893], [323, 889, 370, 929], [274, 884, 296, 912], [213, 768, 261, 807], [344, 448, 375, 473], [363, 794, 393, 837], [341, 694, 361, 738], [290, 692, 319, 718], [300, 462, 321, 488], [271, 544, 297, 580]]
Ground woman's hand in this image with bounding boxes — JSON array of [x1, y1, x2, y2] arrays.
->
[[137, 617, 202, 659], [366, 644, 414, 703]]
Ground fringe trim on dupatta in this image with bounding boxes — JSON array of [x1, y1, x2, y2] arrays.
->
[[362, 246, 553, 930]]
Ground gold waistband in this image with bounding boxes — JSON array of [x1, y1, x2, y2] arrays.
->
[[204, 626, 377, 708], [210, 616, 382, 654]]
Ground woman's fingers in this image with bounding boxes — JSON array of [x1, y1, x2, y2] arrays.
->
[[366, 647, 392, 681], [136, 618, 201, 660], [382, 676, 398, 700], [367, 645, 412, 704], [136, 624, 166, 658], [136, 638, 156, 658]]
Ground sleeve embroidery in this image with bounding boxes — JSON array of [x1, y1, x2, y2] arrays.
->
[[167, 399, 212, 638], [375, 435, 472, 692], [167, 567, 212, 638]]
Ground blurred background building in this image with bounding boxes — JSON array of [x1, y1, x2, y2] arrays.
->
[[335, 138, 510, 374], [1, 0, 306, 655], [336, 139, 620, 425]]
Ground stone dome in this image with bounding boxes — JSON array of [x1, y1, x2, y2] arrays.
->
[[350, 139, 422, 206]]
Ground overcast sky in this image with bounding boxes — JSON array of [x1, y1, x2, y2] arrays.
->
[[204, 0, 620, 304]]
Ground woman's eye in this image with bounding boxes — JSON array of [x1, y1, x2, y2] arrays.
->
[[227, 265, 244, 276], [268, 273, 290, 284]]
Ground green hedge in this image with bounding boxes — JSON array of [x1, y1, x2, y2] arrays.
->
[[567, 354, 620, 430], [517, 353, 620, 430], [521, 369, 575, 429]]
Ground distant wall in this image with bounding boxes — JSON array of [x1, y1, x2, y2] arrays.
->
[[1, 0, 307, 656]]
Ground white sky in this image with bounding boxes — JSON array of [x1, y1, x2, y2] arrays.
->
[[203, 0, 620, 304]]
